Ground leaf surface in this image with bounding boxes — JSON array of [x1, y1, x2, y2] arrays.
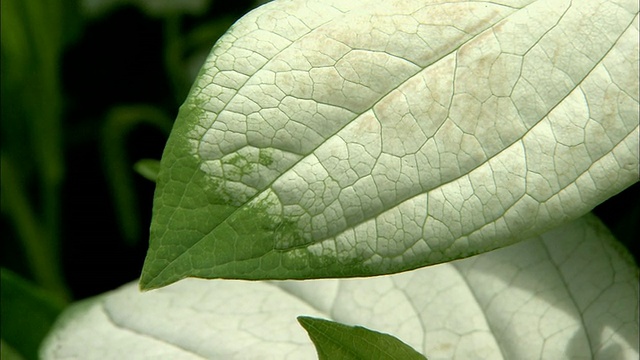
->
[[141, 0, 639, 288], [43, 215, 639, 359], [298, 316, 426, 360]]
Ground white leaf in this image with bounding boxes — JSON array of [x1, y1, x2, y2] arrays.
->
[[142, 0, 640, 287], [42, 214, 639, 359]]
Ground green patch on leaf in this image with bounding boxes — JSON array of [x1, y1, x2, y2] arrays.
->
[[258, 148, 274, 166]]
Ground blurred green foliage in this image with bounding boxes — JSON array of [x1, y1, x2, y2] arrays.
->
[[1, 0, 257, 357], [2, 0, 75, 301], [0, 0, 637, 358], [1, 269, 66, 360]]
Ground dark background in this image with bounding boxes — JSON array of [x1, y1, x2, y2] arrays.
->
[[1, 0, 261, 302], [1, 0, 638, 344]]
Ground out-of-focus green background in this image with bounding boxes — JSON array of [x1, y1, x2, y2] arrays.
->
[[1, 1, 264, 358], [1, 0, 638, 358]]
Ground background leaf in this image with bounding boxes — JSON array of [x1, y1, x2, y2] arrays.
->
[[141, 0, 640, 289], [43, 215, 639, 359]]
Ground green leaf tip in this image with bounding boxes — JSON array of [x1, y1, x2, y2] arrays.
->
[[297, 316, 427, 360]]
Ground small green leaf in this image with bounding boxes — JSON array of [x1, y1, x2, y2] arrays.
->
[[133, 159, 160, 182], [298, 316, 426, 360]]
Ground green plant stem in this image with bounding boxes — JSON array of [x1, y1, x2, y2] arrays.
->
[[1, 0, 69, 301], [1, 154, 70, 302], [102, 105, 172, 244]]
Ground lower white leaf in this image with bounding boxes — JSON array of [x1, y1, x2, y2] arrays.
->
[[42, 214, 638, 359]]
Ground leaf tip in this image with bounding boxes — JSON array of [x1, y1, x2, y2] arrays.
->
[[137, 277, 155, 292], [138, 268, 179, 292], [296, 315, 314, 328]]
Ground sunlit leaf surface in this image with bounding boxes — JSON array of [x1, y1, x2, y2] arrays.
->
[[141, 0, 639, 288]]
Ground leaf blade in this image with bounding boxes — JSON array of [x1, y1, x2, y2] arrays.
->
[[297, 316, 427, 360], [141, 0, 639, 288]]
